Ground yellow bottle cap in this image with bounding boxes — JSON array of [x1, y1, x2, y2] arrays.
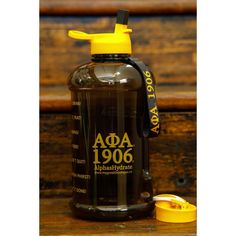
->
[[68, 10, 132, 55], [153, 194, 197, 223]]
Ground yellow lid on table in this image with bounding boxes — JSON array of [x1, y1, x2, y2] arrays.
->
[[153, 194, 197, 223]]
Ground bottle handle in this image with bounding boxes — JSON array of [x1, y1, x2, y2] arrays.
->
[[126, 57, 160, 138]]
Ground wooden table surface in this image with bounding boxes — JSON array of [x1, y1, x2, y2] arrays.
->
[[40, 197, 196, 236]]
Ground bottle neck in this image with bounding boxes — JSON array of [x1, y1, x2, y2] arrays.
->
[[91, 54, 130, 62]]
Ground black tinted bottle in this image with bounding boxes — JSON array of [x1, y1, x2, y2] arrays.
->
[[67, 10, 157, 220]]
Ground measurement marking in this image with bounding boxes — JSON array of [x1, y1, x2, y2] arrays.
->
[[72, 144, 79, 149], [72, 173, 91, 179], [72, 186, 87, 194], [71, 129, 79, 135], [72, 158, 86, 164], [72, 101, 81, 106], [72, 115, 81, 120]]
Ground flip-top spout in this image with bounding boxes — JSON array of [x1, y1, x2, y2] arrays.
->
[[68, 10, 132, 55]]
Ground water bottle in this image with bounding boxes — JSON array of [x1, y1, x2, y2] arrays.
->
[[68, 10, 160, 220]]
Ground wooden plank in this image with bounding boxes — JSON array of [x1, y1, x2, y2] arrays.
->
[[40, 112, 196, 197], [40, 0, 196, 15], [40, 85, 196, 112], [40, 197, 196, 236], [40, 16, 196, 86]]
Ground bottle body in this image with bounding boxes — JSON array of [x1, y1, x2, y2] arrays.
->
[[68, 56, 154, 220]]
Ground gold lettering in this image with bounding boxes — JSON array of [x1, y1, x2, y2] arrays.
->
[[105, 133, 120, 148], [151, 115, 159, 126], [150, 106, 158, 116], [144, 71, 151, 77], [151, 124, 160, 134], [146, 77, 152, 85], [92, 133, 107, 148], [119, 132, 133, 148], [147, 85, 154, 92], [148, 93, 155, 99]]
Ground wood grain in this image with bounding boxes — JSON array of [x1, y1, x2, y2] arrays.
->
[[40, 85, 196, 112], [40, 112, 196, 197], [40, 16, 196, 86], [40, 0, 196, 15], [40, 197, 196, 236]]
